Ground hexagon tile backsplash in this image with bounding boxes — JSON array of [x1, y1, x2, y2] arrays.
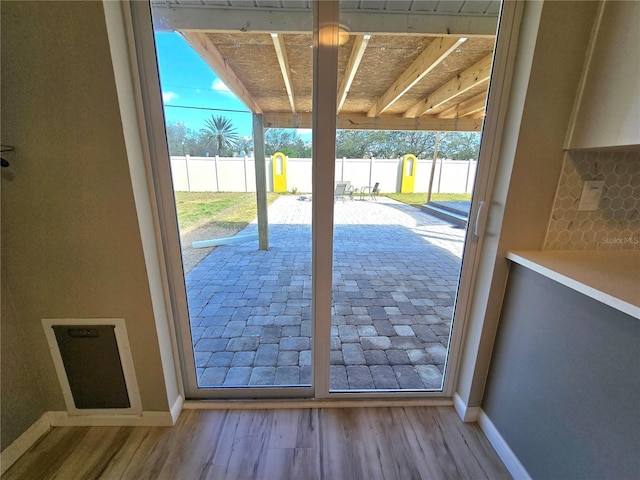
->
[[545, 149, 640, 250]]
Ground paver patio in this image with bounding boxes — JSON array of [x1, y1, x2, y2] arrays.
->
[[185, 195, 466, 391]]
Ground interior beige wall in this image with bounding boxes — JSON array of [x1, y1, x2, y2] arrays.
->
[[569, 0, 640, 149], [1, 1, 170, 449], [0, 269, 49, 451], [456, 0, 599, 406]]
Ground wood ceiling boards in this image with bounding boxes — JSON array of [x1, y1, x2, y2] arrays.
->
[[153, 1, 500, 131]]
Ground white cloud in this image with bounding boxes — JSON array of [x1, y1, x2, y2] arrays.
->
[[162, 91, 179, 103], [211, 79, 233, 96]]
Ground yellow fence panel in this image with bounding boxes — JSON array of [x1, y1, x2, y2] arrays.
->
[[272, 152, 287, 192], [401, 154, 417, 193]]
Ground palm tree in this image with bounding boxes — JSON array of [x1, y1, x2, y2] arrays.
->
[[200, 115, 239, 155]]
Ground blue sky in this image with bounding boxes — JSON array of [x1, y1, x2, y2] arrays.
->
[[154, 32, 255, 137]]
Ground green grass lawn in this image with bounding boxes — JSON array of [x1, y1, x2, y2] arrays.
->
[[174, 191, 279, 233], [383, 192, 471, 209], [174, 191, 470, 233]]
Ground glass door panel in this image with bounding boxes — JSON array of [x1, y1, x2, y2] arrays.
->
[[329, 0, 499, 393], [150, 1, 313, 397]]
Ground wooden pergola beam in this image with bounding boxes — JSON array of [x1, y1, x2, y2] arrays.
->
[[337, 34, 371, 112], [367, 36, 464, 117], [403, 53, 493, 118], [180, 31, 263, 114], [271, 33, 296, 113], [263, 113, 482, 132], [437, 91, 488, 118], [153, 5, 499, 37]]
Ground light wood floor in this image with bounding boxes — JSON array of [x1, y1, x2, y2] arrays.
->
[[3, 407, 511, 480]]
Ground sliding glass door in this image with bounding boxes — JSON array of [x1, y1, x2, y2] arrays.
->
[[136, 0, 506, 399]]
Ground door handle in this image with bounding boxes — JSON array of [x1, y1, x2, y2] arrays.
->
[[473, 200, 485, 240]]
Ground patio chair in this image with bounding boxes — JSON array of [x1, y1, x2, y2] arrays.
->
[[360, 182, 380, 201], [334, 182, 348, 202], [345, 182, 355, 200]]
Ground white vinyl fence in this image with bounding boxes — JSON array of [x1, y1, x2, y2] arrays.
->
[[170, 155, 477, 194]]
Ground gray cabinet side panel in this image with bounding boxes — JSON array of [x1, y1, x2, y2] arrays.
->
[[483, 264, 640, 480]]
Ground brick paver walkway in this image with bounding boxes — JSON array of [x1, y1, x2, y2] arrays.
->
[[186, 196, 465, 391]]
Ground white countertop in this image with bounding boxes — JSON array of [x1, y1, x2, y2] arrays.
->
[[507, 250, 640, 320]]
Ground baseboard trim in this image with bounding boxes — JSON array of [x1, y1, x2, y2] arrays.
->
[[0, 412, 51, 475], [170, 395, 184, 424], [1, 407, 178, 473], [453, 392, 480, 422], [48, 410, 175, 427], [183, 398, 453, 410], [478, 410, 531, 480]]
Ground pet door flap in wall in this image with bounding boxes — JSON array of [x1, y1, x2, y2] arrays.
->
[[42, 318, 142, 415], [52, 325, 130, 409]]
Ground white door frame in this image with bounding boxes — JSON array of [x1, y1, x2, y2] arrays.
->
[[442, 0, 525, 397], [124, 0, 524, 401], [310, 0, 340, 398]]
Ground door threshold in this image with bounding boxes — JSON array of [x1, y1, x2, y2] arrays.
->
[[183, 397, 453, 410]]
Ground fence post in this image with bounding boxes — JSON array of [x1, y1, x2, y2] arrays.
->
[[426, 131, 440, 202], [214, 155, 220, 192], [185, 154, 191, 192], [243, 155, 248, 192], [369, 156, 374, 188], [465, 159, 472, 193]]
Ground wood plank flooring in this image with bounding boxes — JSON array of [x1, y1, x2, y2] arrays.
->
[[3, 407, 511, 480]]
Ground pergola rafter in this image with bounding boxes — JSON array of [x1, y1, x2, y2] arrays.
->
[[337, 34, 371, 112], [403, 53, 493, 118], [367, 36, 465, 118], [271, 33, 296, 113], [437, 91, 488, 119], [180, 31, 263, 114]]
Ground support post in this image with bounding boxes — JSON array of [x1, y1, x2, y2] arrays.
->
[[253, 114, 269, 250], [426, 131, 441, 203]]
